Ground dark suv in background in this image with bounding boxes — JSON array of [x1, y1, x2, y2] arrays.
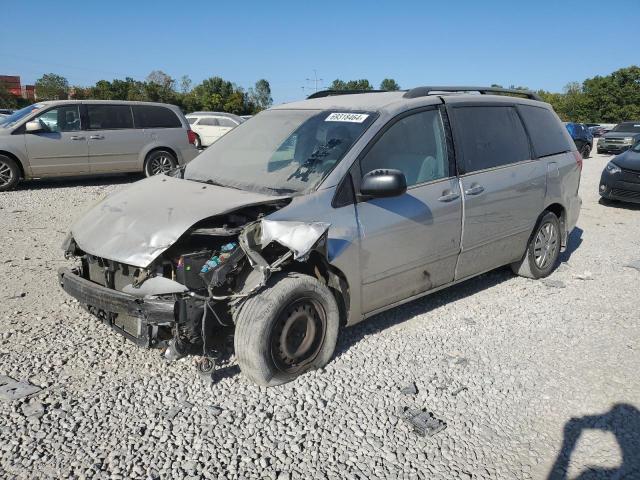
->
[[565, 122, 593, 158], [598, 122, 640, 154]]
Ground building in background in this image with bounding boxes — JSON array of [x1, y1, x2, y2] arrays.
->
[[0, 75, 36, 100]]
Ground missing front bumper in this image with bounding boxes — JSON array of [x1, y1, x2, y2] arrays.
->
[[57, 267, 176, 348]]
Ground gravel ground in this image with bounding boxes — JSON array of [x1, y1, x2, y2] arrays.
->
[[1, 146, 639, 479]]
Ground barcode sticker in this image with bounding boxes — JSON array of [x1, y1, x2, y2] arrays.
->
[[325, 112, 369, 123]]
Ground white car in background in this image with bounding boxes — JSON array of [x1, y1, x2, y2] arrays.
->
[[186, 112, 244, 148]]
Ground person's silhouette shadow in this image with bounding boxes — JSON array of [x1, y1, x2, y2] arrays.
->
[[548, 403, 640, 479]]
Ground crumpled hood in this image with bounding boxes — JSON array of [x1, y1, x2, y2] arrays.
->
[[71, 174, 281, 268]]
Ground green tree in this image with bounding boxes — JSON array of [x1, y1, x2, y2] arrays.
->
[[329, 79, 373, 91], [179, 75, 192, 94], [380, 78, 400, 91], [35, 73, 69, 100], [248, 79, 273, 112]]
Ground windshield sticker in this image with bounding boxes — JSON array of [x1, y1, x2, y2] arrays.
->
[[325, 112, 369, 123]]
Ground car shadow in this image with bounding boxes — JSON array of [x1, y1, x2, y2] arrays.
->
[[334, 267, 513, 357], [598, 198, 640, 211], [16, 174, 140, 191], [559, 227, 583, 263], [547, 403, 640, 479]]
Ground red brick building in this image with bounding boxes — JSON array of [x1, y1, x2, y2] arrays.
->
[[0, 75, 36, 100]]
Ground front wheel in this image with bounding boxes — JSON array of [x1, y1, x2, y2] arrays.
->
[[234, 273, 340, 387], [144, 150, 177, 177], [511, 211, 561, 279], [0, 155, 20, 192]]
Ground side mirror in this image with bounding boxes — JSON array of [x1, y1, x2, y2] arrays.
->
[[25, 121, 42, 133], [360, 169, 407, 198]]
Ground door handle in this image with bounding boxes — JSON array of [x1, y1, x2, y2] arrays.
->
[[438, 191, 460, 202], [464, 184, 485, 196], [89, 135, 105, 140], [70, 136, 85, 141]]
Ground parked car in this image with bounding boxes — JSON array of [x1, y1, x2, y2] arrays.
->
[[599, 142, 640, 203], [241, 115, 253, 121], [0, 100, 199, 191], [589, 125, 607, 137], [186, 112, 244, 148], [0, 109, 14, 115], [565, 122, 593, 158], [58, 87, 581, 386], [597, 122, 640, 155]]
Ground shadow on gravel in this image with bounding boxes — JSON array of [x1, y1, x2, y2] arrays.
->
[[598, 198, 640, 211], [16, 174, 140, 191], [335, 268, 512, 357], [559, 227, 584, 263], [548, 403, 640, 479]]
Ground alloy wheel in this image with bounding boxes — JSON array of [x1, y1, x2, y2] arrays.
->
[[148, 155, 174, 175], [0, 159, 14, 187], [533, 221, 558, 270]]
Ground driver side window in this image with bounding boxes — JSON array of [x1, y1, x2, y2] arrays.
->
[[360, 109, 448, 187], [35, 106, 82, 133]]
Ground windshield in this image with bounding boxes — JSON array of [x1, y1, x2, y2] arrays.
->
[[184, 109, 375, 195], [0, 104, 46, 129], [612, 122, 640, 134]]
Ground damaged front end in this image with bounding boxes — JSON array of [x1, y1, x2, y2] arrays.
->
[[58, 208, 330, 366]]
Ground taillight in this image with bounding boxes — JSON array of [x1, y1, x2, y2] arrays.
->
[[573, 150, 583, 170], [187, 129, 197, 145]]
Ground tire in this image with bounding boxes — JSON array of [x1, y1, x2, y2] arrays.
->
[[0, 155, 20, 192], [144, 150, 177, 177], [511, 211, 561, 279], [194, 134, 202, 149], [580, 144, 591, 159], [234, 272, 340, 387]]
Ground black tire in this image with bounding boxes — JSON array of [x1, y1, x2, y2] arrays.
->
[[0, 155, 20, 192], [511, 211, 561, 279], [194, 134, 202, 149], [234, 272, 340, 387], [144, 150, 177, 177], [580, 144, 591, 159]]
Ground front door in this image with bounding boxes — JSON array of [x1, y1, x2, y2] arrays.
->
[[24, 105, 89, 176], [86, 104, 142, 173], [354, 108, 462, 314], [448, 104, 546, 279]]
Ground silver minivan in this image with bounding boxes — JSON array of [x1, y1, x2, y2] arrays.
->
[[58, 87, 582, 386], [0, 100, 199, 191]]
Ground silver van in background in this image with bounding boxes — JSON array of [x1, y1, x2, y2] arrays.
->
[[0, 100, 199, 191]]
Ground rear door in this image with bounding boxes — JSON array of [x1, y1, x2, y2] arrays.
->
[[354, 107, 462, 313], [24, 104, 89, 176], [86, 104, 142, 173], [448, 103, 545, 279]]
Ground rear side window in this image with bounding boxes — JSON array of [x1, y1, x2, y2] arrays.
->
[[453, 106, 530, 173], [198, 117, 219, 126], [519, 105, 573, 157], [87, 105, 133, 130], [217, 117, 237, 128], [133, 105, 181, 128], [187, 117, 198, 125]]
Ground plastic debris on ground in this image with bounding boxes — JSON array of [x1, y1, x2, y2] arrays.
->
[[400, 382, 418, 396], [402, 407, 447, 437], [0, 376, 42, 401]]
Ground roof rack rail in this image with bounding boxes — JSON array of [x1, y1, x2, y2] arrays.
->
[[307, 89, 388, 99], [403, 86, 542, 101]]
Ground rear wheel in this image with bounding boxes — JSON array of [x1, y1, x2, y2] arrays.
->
[[0, 155, 20, 192], [580, 144, 591, 159], [511, 211, 561, 279], [144, 150, 177, 177], [194, 134, 202, 149], [234, 272, 340, 387]]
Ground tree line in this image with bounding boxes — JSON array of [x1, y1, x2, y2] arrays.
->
[[0, 71, 273, 115], [2, 66, 639, 123]]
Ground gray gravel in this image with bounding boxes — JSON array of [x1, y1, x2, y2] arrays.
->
[[1, 149, 639, 479]]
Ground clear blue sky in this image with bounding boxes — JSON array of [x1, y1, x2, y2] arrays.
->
[[1, 0, 636, 105]]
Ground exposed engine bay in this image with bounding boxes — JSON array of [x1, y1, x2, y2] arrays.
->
[[59, 200, 335, 376]]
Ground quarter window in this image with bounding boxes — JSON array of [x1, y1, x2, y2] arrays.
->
[[360, 109, 449, 187], [217, 117, 237, 128], [187, 117, 198, 125], [35, 106, 81, 132], [87, 105, 133, 130], [133, 105, 181, 128], [517, 105, 572, 158]]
